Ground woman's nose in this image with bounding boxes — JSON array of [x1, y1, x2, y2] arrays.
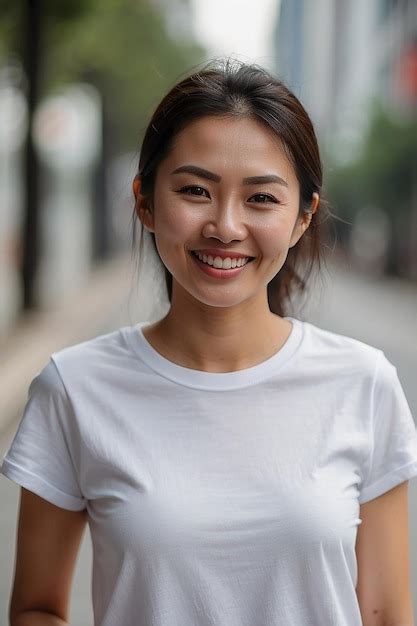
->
[[201, 199, 248, 242]]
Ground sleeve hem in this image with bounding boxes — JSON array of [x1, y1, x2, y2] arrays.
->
[[0, 457, 87, 512], [358, 459, 417, 504]]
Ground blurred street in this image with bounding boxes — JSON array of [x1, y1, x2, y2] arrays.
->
[[0, 253, 416, 625]]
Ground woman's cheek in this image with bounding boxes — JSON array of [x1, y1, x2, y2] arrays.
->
[[157, 199, 200, 233], [256, 223, 289, 258]]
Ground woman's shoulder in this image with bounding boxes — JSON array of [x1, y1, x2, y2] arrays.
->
[[52, 325, 130, 361], [297, 318, 384, 373], [46, 325, 136, 383]]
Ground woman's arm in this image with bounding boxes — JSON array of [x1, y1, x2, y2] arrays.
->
[[9, 488, 87, 625], [355, 480, 414, 626]]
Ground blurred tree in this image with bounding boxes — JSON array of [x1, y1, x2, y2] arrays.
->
[[326, 103, 417, 277], [0, 0, 96, 63], [0, 0, 119, 307]]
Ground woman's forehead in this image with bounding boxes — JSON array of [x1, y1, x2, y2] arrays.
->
[[161, 116, 296, 179], [173, 115, 282, 148]]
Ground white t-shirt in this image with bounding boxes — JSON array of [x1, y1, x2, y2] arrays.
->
[[2, 316, 417, 626]]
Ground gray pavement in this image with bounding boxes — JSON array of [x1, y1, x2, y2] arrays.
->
[[0, 252, 416, 625]]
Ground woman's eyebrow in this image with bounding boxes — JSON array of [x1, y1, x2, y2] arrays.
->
[[244, 174, 288, 187], [170, 164, 288, 187]]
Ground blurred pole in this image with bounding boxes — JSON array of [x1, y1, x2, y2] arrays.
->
[[22, 0, 42, 310], [92, 75, 110, 261], [81, 68, 110, 262]]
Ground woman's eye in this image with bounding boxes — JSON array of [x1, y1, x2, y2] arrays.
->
[[179, 185, 209, 197], [249, 193, 278, 204], [177, 187, 278, 203]]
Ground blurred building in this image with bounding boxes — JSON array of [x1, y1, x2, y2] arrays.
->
[[378, 0, 417, 112], [274, 0, 417, 161]]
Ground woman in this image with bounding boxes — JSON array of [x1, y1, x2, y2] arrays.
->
[[2, 59, 417, 626]]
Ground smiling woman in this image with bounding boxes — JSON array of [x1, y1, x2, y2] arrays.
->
[[2, 58, 417, 626], [133, 112, 319, 328]]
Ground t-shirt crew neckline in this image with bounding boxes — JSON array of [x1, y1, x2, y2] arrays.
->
[[125, 316, 303, 391]]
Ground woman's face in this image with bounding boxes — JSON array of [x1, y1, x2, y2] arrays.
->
[[135, 115, 314, 311]]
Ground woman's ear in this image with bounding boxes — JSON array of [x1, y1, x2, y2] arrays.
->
[[311, 192, 319, 215], [289, 192, 320, 248], [133, 175, 155, 233]]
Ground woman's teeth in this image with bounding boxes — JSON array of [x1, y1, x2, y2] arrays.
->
[[192, 251, 251, 269]]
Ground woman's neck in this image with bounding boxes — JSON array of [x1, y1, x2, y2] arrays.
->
[[141, 308, 292, 373]]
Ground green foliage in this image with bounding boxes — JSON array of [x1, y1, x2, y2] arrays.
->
[[45, 0, 206, 150], [327, 103, 417, 221], [0, 1, 22, 58], [0, 0, 95, 57]]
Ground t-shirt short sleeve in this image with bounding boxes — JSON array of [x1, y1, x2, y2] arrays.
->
[[358, 352, 417, 504], [0, 358, 86, 511]]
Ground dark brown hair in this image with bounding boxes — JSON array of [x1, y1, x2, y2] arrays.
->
[[131, 58, 335, 316]]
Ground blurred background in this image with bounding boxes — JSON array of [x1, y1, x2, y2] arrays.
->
[[0, 0, 416, 624]]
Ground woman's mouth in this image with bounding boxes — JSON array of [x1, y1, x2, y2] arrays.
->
[[189, 250, 255, 279], [192, 250, 253, 268]]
